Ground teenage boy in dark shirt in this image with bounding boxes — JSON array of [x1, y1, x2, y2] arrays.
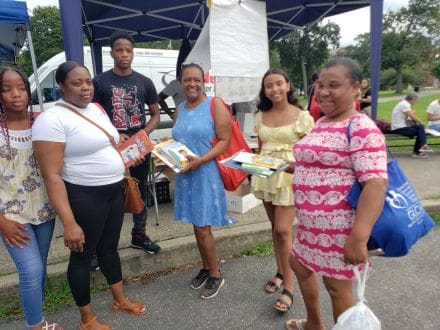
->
[[93, 31, 161, 254]]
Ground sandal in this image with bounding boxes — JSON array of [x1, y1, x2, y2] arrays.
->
[[285, 319, 306, 330], [79, 316, 111, 330], [273, 288, 293, 313], [112, 297, 147, 315], [265, 271, 283, 293], [42, 321, 63, 330]]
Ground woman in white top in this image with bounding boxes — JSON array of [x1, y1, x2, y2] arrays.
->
[[32, 61, 146, 330]]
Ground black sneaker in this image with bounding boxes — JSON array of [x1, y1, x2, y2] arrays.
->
[[90, 254, 100, 271], [200, 275, 225, 299], [131, 234, 161, 254], [190, 269, 209, 289]]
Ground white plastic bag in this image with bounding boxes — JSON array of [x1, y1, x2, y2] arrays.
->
[[333, 264, 381, 330]]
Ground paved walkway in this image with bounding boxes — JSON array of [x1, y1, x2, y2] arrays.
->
[[1, 227, 439, 329], [378, 88, 440, 103], [1, 151, 440, 329]]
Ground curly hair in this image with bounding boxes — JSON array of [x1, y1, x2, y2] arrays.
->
[[257, 68, 302, 112], [0, 66, 34, 160]]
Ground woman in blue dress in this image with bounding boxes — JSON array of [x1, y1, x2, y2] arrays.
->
[[172, 63, 231, 299]]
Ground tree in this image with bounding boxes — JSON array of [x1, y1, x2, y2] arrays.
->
[[381, 0, 440, 93], [343, 33, 370, 76], [271, 22, 340, 96], [434, 56, 440, 79], [19, 6, 63, 76]]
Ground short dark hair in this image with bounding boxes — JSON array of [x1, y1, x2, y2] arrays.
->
[[109, 31, 135, 49], [55, 61, 89, 84], [322, 57, 363, 84], [180, 63, 205, 82], [405, 93, 418, 101], [257, 68, 302, 112], [311, 72, 319, 81]]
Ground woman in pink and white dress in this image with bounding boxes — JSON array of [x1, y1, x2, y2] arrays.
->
[[286, 58, 388, 330]]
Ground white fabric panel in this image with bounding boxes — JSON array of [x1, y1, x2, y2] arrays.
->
[[210, 0, 269, 78], [184, 16, 211, 71]]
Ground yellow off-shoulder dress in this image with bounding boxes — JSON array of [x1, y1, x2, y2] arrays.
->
[[251, 110, 314, 206]]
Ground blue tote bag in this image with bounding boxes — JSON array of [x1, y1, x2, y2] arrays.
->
[[346, 121, 435, 257]]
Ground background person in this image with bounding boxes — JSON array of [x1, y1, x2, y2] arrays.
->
[[32, 61, 146, 330], [93, 31, 161, 254], [307, 72, 322, 122], [359, 78, 372, 117], [286, 58, 388, 330], [390, 93, 433, 158], [0, 66, 60, 330], [158, 77, 185, 119], [426, 98, 440, 134], [172, 63, 231, 299], [253, 68, 314, 313]]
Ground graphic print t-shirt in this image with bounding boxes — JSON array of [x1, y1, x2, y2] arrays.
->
[[93, 70, 158, 136]]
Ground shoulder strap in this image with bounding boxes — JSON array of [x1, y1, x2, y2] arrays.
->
[[210, 97, 231, 123], [56, 102, 117, 150]]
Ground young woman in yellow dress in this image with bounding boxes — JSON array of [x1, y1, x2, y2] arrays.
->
[[253, 69, 314, 312]]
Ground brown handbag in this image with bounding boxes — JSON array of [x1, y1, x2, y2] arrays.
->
[[123, 176, 145, 214], [56, 102, 145, 214]]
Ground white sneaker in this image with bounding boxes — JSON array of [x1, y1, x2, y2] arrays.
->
[[419, 145, 433, 153], [412, 153, 429, 158]]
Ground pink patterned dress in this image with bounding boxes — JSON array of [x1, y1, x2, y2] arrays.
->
[[292, 114, 388, 279]]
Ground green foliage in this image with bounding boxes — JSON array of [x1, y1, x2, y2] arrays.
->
[[346, 0, 440, 94], [238, 242, 274, 257], [269, 48, 281, 69], [0, 277, 108, 321], [343, 33, 370, 76], [18, 6, 64, 76], [271, 22, 340, 88], [379, 67, 430, 90], [431, 214, 440, 224], [434, 59, 440, 79]]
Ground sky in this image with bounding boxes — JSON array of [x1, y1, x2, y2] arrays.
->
[[26, 0, 409, 46]]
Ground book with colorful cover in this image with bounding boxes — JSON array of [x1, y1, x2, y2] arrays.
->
[[219, 151, 289, 178], [118, 130, 154, 169], [151, 138, 197, 173]]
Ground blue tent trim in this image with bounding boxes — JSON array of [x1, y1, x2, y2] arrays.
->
[[0, 1, 29, 64], [0, 1, 29, 24], [59, 0, 383, 119]]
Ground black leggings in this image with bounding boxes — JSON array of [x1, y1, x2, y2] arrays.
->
[[65, 180, 124, 307]]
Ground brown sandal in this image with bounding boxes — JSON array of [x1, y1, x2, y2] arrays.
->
[[112, 298, 147, 315], [265, 272, 284, 293], [79, 316, 111, 330], [285, 319, 306, 330]]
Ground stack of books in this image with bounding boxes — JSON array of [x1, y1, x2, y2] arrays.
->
[[152, 138, 196, 173], [220, 151, 289, 178]]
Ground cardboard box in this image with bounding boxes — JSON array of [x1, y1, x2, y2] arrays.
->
[[225, 184, 262, 213]]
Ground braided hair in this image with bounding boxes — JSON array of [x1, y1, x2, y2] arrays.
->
[[0, 66, 34, 160]]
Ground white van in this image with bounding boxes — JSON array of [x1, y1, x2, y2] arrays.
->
[[29, 46, 179, 111]]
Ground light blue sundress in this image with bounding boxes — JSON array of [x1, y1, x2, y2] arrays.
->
[[172, 97, 229, 227]]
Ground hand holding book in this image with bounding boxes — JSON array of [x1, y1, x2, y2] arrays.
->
[[117, 130, 154, 169], [151, 139, 198, 173], [219, 151, 290, 178]]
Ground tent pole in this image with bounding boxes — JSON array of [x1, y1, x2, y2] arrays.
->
[[370, 0, 384, 121], [27, 30, 44, 112]]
